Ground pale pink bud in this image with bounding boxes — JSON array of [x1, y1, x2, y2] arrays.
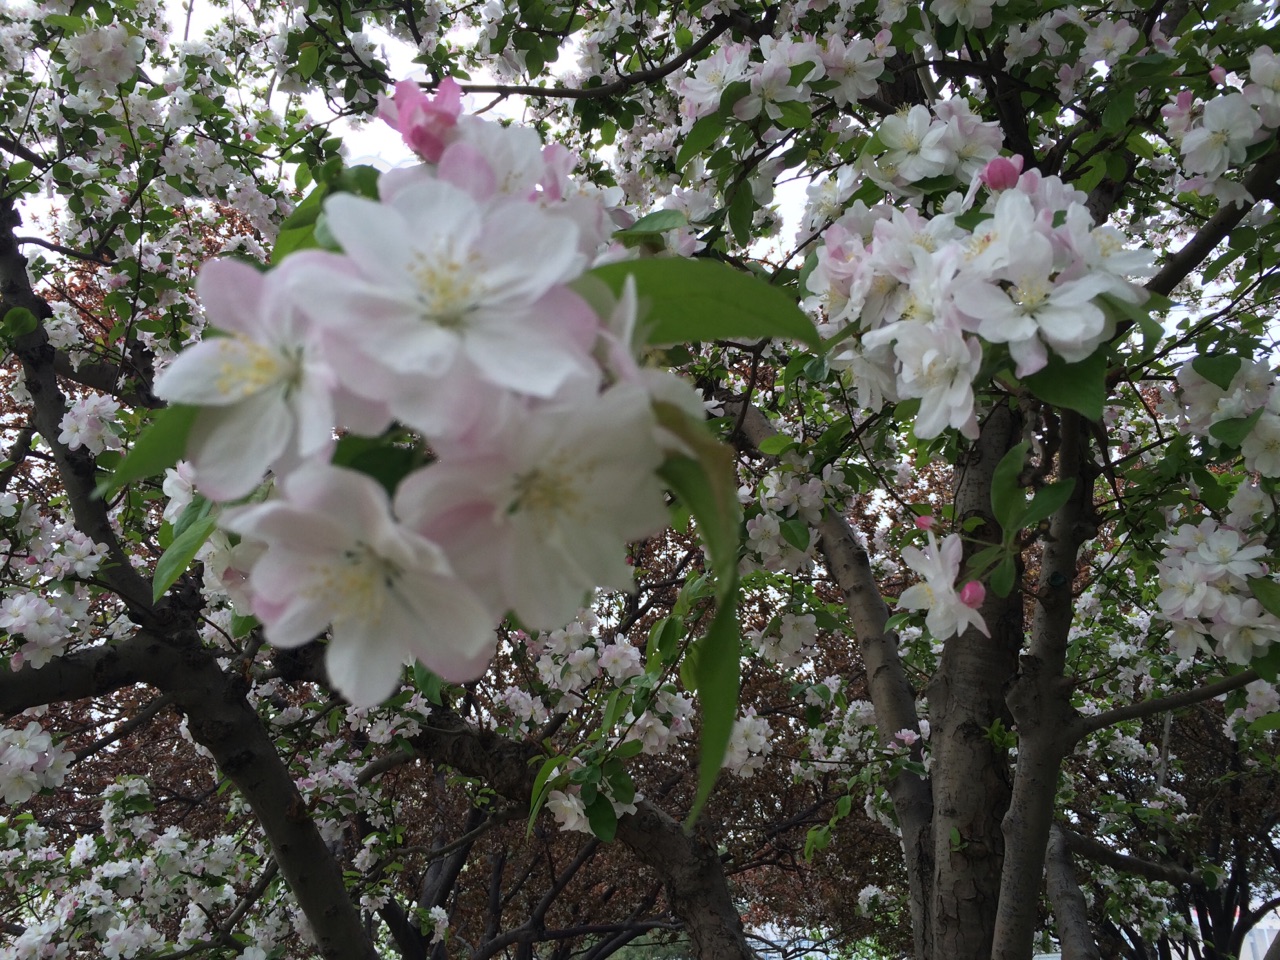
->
[[959, 581, 986, 609], [1210, 65, 1227, 85], [914, 515, 934, 530], [980, 155, 1024, 191]]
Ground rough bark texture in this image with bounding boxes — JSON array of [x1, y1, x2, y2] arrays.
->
[[927, 404, 1023, 959], [992, 412, 1092, 960]]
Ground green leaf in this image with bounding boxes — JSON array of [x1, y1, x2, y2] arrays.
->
[[653, 403, 742, 595], [584, 792, 618, 842], [1, 306, 38, 339], [616, 209, 688, 237], [171, 494, 212, 540], [96, 404, 199, 499], [1208, 408, 1263, 448], [1248, 576, 1280, 621], [687, 597, 740, 827], [779, 517, 810, 551], [1102, 87, 1136, 134], [528, 755, 571, 835], [646, 615, 684, 670], [585, 258, 820, 350], [411, 662, 445, 705], [1249, 642, 1280, 683], [1192, 354, 1243, 391], [773, 99, 812, 129], [756, 434, 796, 456], [1021, 479, 1077, 530], [1248, 711, 1280, 733], [152, 516, 218, 602], [298, 44, 321, 79], [676, 113, 725, 169], [990, 442, 1030, 537], [1023, 350, 1108, 420], [728, 185, 754, 245], [990, 556, 1017, 598]]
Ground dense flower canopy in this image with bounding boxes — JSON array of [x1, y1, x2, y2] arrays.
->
[[1, 1, 1279, 959]]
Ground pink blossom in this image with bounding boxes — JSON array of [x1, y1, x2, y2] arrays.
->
[[980, 155, 1023, 190], [377, 78, 462, 163], [959, 581, 986, 608], [914, 515, 934, 530]]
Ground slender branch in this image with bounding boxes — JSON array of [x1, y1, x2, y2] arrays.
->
[[1146, 143, 1280, 297], [69, 693, 175, 765], [15, 235, 112, 266], [1062, 827, 1201, 886], [456, 15, 734, 101], [1045, 824, 1102, 960], [1078, 669, 1260, 737]]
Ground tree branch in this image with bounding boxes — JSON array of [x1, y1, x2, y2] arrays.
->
[[0, 196, 157, 615], [1062, 827, 1202, 887], [410, 709, 756, 960], [456, 14, 735, 101], [1045, 824, 1102, 960], [723, 398, 934, 959], [1078, 669, 1259, 736], [1146, 143, 1280, 297]]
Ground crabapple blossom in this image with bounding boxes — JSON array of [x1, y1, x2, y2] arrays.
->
[[1180, 93, 1262, 180], [898, 532, 990, 639], [220, 463, 495, 706], [395, 382, 668, 630], [153, 257, 363, 501]]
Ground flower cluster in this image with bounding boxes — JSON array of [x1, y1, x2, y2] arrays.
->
[[1155, 517, 1280, 664], [1171, 359, 1280, 477], [154, 80, 692, 706], [807, 158, 1152, 439], [1164, 47, 1280, 202], [0, 721, 71, 805]]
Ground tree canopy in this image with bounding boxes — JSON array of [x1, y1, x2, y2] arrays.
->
[[1, 1, 1280, 959]]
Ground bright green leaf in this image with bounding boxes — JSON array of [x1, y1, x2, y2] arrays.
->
[[1248, 576, 1280, 621], [653, 402, 742, 595], [1192, 354, 1243, 391], [1023, 350, 1108, 420], [152, 516, 218, 602], [1, 306, 38, 340], [96, 404, 198, 499], [1020, 479, 1077, 530], [687, 597, 740, 827], [1208, 408, 1263, 448], [528, 755, 571, 835], [990, 556, 1017, 598], [676, 113, 725, 169], [298, 44, 320, 79], [757, 434, 796, 456], [616, 209, 688, 237], [586, 258, 820, 350], [584, 792, 618, 842], [990, 442, 1030, 537]]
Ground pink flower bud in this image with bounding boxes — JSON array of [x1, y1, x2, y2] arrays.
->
[[914, 515, 934, 530], [959, 581, 986, 609], [979, 155, 1024, 191], [1210, 65, 1227, 85]]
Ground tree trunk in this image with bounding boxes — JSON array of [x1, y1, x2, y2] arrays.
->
[[927, 403, 1024, 958]]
